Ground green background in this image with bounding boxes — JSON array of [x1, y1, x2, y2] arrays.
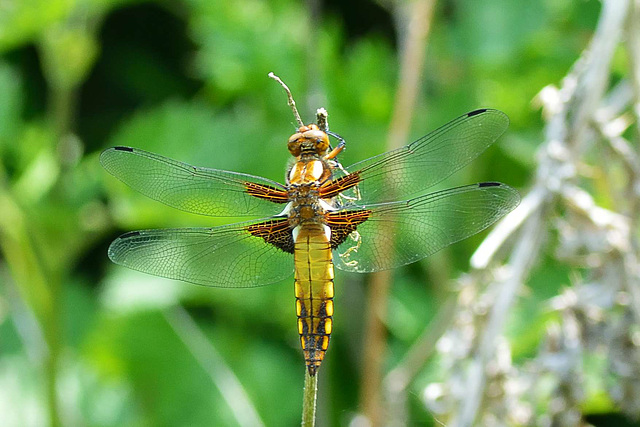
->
[[0, 0, 635, 426]]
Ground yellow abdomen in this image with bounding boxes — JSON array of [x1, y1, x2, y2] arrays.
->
[[294, 223, 334, 376]]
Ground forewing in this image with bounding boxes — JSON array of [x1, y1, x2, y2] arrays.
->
[[331, 182, 520, 273], [334, 109, 509, 205], [100, 146, 288, 217], [108, 218, 294, 287]]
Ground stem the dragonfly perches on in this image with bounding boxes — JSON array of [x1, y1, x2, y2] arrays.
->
[[301, 370, 318, 427]]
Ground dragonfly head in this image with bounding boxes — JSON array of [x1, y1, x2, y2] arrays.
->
[[288, 124, 330, 157]]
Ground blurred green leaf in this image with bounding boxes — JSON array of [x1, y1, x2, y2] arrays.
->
[[0, 0, 73, 52], [0, 62, 23, 150], [0, 0, 634, 425]]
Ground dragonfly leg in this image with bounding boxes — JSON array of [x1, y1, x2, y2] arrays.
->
[[324, 131, 346, 160]]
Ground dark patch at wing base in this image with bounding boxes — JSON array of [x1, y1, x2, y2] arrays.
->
[[245, 218, 294, 253], [320, 172, 362, 199], [326, 210, 372, 248], [244, 182, 289, 203]]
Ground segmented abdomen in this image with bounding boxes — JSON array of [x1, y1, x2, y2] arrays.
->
[[294, 223, 334, 376]]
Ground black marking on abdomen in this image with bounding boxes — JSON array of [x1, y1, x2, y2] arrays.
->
[[298, 296, 333, 376]]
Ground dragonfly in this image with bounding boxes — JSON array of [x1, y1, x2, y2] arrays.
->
[[101, 108, 520, 376]]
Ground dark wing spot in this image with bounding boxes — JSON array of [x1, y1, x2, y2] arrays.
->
[[119, 231, 141, 238], [114, 146, 134, 152], [467, 109, 488, 117], [479, 182, 501, 188]]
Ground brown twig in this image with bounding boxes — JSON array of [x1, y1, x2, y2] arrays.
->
[[269, 72, 305, 127], [359, 1, 436, 425]]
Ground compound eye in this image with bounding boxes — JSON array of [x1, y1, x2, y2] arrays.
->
[[288, 133, 302, 156], [302, 129, 330, 153], [289, 132, 302, 144], [303, 129, 325, 140]]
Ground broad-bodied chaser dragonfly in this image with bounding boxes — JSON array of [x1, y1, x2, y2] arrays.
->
[[101, 108, 519, 375]]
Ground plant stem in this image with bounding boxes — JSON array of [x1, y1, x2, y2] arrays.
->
[[164, 307, 265, 427], [360, 1, 434, 425], [301, 370, 318, 427], [0, 189, 61, 427]]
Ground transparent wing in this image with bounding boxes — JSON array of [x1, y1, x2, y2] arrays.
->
[[100, 146, 288, 217], [108, 217, 294, 287], [338, 109, 509, 205], [331, 182, 520, 273]]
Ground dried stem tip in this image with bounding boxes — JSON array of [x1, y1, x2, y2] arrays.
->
[[316, 108, 329, 133], [268, 72, 304, 128]]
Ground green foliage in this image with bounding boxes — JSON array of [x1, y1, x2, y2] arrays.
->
[[0, 0, 624, 426]]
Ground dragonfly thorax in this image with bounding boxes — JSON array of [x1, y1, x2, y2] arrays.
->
[[288, 159, 331, 184], [287, 185, 327, 224]]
